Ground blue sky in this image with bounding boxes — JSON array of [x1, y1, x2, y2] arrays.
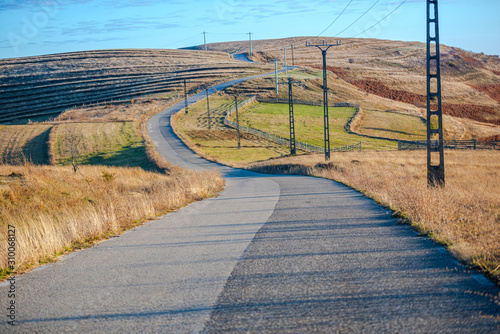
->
[[0, 0, 499, 59]]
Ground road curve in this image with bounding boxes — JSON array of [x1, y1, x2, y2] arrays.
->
[[149, 78, 500, 332], [150, 78, 499, 332], [1, 71, 499, 333]]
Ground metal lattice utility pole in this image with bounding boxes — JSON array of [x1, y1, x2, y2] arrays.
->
[[183, 78, 188, 114], [203, 31, 207, 51], [234, 95, 241, 149], [306, 40, 341, 160], [287, 77, 299, 155], [248, 32, 253, 56], [206, 88, 211, 129], [426, 0, 445, 185], [279, 77, 300, 155]]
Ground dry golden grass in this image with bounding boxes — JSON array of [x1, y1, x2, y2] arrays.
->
[[0, 91, 226, 279], [0, 124, 52, 165], [250, 150, 500, 285], [53, 95, 176, 123], [0, 163, 224, 277]]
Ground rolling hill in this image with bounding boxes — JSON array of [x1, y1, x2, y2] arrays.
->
[[196, 37, 500, 140], [1, 37, 500, 140], [0, 49, 270, 123]]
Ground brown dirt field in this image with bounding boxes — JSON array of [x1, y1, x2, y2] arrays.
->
[[342, 78, 499, 126], [456, 53, 484, 68], [470, 84, 500, 104], [489, 69, 500, 76], [442, 104, 499, 125], [351, 79, 426, 105], [0, 49, 272, 123]]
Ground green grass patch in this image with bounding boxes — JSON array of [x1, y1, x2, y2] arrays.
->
[[234, 103, 396, 150], [54, 122, 153, 169]]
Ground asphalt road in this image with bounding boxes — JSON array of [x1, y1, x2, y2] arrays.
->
[[1, 73, 499, 333]]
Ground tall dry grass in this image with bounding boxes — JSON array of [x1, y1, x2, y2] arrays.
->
[[0, 163, 224, 277], [250, 150, 500, 285]]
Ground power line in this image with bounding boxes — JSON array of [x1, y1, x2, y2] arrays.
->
[[317, 0, 354, 37], [351, 0, 407, 38], [333, 0, 381, 37]]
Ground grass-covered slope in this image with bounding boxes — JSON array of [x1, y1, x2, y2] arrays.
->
[[0, 49, 271, 123]]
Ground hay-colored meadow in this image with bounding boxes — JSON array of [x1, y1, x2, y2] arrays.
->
[[0, 163, 224, 277]]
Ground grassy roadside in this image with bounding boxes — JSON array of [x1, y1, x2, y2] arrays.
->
[[0, 163, 224, 278], [0, 97, 226, 280], [249, 151, 500, 286], [172, 93, 500, 286]]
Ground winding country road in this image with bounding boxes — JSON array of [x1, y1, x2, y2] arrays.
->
[[1, 72, 499, 333]]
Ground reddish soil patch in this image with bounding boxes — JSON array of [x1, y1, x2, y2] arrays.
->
[[350, 79, 426, 105], [454, 53, 484, 68], [488, 69, 500, 76], [451, 53, 500, 77], [441, 104, 499, 125], [348, 79, 499, 125], [307, 64, 500, 125], [470, 84, 500, 104]]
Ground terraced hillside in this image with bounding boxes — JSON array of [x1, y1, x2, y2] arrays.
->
[[0, 49, 270, 123], [195, 37, 500, 129]]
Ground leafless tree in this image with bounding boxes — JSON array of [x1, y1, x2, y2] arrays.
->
[[62, 127, 83, 173]]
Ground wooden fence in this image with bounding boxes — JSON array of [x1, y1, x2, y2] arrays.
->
[[223, 96, 362, 153], [398, 139, 499, 150]]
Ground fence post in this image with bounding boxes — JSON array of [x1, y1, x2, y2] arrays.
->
[[474, 138, 476, 150]]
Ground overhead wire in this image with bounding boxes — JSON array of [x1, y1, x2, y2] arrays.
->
[[351, 0, 407, 38], [333, 0, 381, 37], [317, 0, 354, 37]]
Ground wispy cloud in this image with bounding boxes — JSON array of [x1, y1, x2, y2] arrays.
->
[[59, 17, 180, 36], [0, 0, 92, 10]]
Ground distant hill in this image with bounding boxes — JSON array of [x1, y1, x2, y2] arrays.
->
[[2, 37, 500, 133], [199, 37, 500, 128], [0, 49, 268, 123]]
